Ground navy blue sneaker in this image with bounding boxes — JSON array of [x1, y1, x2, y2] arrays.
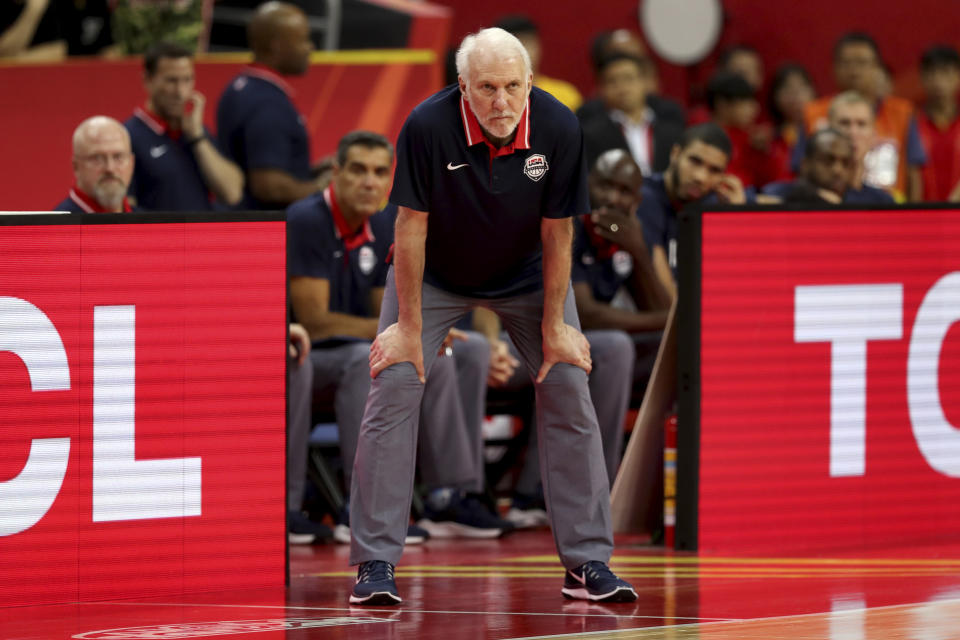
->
[[349, 560, 401, 605], [561, 561, 638, 602], [417, 493, 514, 539], [287, 510, 333, 545]]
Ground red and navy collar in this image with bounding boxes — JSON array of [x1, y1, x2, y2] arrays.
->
[[581, 214, 621, 260], [244, 63, 295, 97], [69, 186, 132, 213], [134, 105, 182, 141], [459, 94, 530, 157], [325, 183, 373, 251]]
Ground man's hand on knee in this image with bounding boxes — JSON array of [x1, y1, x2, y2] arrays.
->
[[369, 322, 426, 382], [536, 323, 592, 383]]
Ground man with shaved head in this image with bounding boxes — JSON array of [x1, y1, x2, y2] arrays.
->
[[216, 1, 324, 209], [56, 116, 136, 213], [347, 27, 638, 606]]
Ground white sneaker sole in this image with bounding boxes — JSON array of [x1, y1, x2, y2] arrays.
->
[[504, 507, 549, 529], [416, 519, 503, 539], [349, 590, 402, 606], [561, 586, 638, 602], [334, 524, 426, 546]]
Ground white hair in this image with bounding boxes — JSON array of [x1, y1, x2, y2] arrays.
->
[[455, 27, 532, 84]]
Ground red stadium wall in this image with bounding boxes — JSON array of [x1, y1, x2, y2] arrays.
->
[[0, 52, 438, 212], [437, 0, 957, 105]]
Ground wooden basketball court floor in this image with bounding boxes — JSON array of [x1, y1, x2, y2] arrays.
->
[[5, 531, 960, 639]]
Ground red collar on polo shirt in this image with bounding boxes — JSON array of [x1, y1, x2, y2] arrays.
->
[[69, 186, 132, 213], [134, 105, 183, 141], [244, 63, 295, 97], [325, 182, 373, 251], [459, 95, 530, 157]]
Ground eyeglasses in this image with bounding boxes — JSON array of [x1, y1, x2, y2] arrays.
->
[[76, 152, 133, 169]]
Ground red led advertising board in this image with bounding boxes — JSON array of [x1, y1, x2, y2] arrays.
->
[[677, 207, 960, 555], [0, 214, 287, 607]]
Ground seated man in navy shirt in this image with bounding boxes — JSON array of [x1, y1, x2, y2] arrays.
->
[[288, 131, 509, 545], [349, 28, 637, 606], [638, 123, 745, 298], [126, 41, 244, 210], [762, 128, 857, 204], [55, 116, 136, 213], [217, 1, 324, 210]]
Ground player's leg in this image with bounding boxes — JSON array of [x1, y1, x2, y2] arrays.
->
[[583, 329, 635, 485]]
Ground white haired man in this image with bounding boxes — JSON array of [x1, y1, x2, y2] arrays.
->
[[56, 116, 136, 213], [347, 27, 637, 606]]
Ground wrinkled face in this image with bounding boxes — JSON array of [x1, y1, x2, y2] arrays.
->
[[332, 145, 393, 218], [145, 56, 194, 121], [804, 135, 854, 196], [726, 51, 764, 91], [774, 72, 815, 124], [830, 101, 875, 158], [589, 158, 643, 214], [669, 140, 729, 202], [275, 12, 313, 76], [73, 125, 134, 209], [460, 50, 531, 140], [922, 65, 960, 102], [599, 58, 648, 114], [835, 43, 879, 95]]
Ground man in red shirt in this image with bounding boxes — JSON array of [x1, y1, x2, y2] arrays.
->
[[916, 45, 960, 202]]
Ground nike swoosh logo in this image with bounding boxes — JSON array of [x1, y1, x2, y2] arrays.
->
[[150, 145, 167, 158], [569, 569, 586, 585], [446, 162, 469, 170]]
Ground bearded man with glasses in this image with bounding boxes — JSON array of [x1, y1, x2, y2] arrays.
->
[[55, 116, 137, 214]]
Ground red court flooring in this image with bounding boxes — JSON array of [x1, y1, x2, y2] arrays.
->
[[5, 530, 960, 639]]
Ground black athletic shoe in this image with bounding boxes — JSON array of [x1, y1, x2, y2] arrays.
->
[[561, 561, 638, 602], [349, 560, 402, 605], [418, 494, 513, 538]]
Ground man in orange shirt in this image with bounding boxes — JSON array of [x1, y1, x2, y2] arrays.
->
[[802, 32, 926, 201]]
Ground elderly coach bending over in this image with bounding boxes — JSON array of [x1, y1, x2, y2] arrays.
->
[[347, 27, 638, 607]]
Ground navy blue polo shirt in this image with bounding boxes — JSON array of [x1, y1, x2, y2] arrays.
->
[[637, 173, 678, 280], [54, 187, 136, 213], [389, 84, 590, 298], [762, 180, 895, 204], [571, 216, 635, 304], [125, 107, 214, 211], [217, 65, 312, 210], [287, 187, 396, 320]]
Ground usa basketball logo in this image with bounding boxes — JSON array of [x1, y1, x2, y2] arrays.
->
[[523, 154, 549, 182]]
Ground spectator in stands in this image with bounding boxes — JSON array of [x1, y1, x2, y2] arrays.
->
[[769, 63, 816, 158], [762, 129, 855, 205], [495, 14, 582, 112], [217, 1, 324, 209], [826, 91, 895, 204], [580, 29, 685, 127], [706, 70, 789, 188], [55, 116, 135, 213], [126, 41, 243, 210], [916, 45, 960, 201], [0, 0, 63, 59], [579, 52, 684, 175], [718, 44, 764, 94], [287, 322, 333, 544], [638, 123, 744, 298], [287, 131, 510, 544], [803, 31, 925, 201]]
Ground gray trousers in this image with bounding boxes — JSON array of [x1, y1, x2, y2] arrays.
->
[[508, 329, 635, 494], [350, 269, 614, 569], [306, 337, 484, 494], [288, 355, 313, 511]]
